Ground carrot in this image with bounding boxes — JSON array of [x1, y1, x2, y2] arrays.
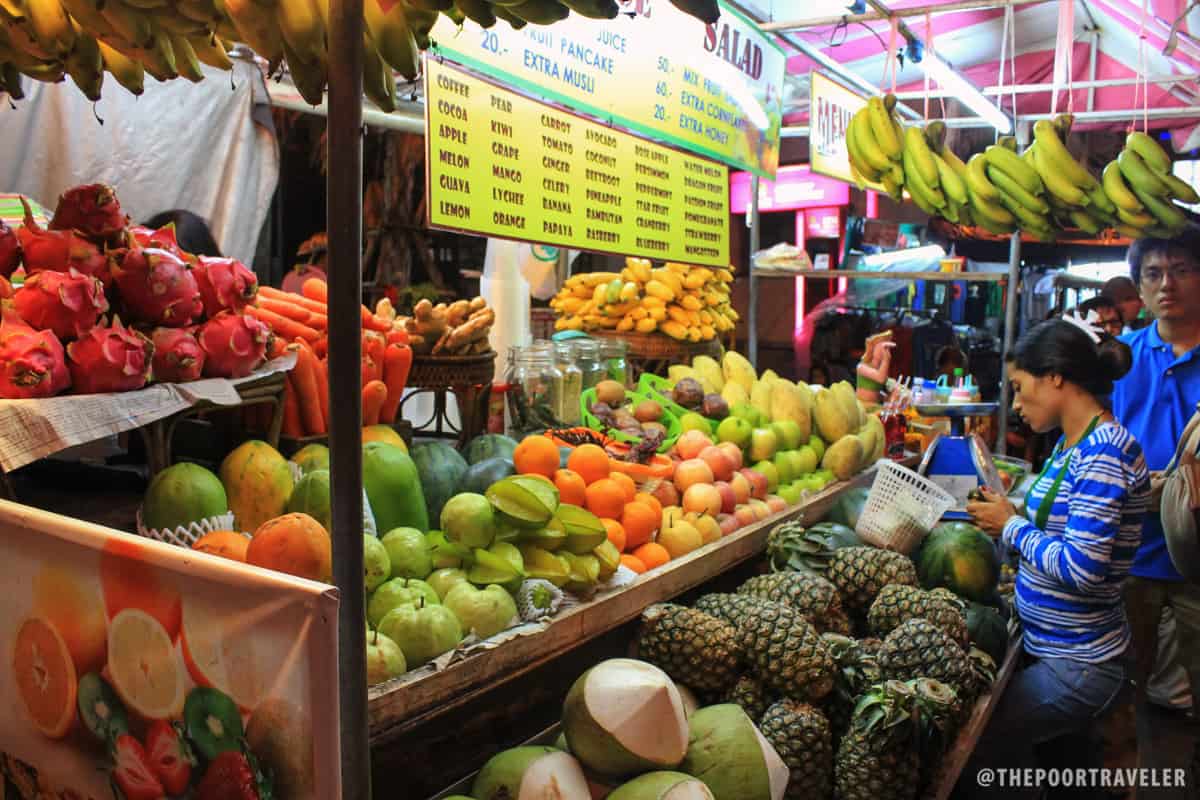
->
[[306, 312, 328, 331], [291, 344, 326, 435], [313, 338, 327, 358], [362, 379, 388, 426], [282, 377, 303, 438], [363, 330, 386, 363], [260, 286, 327, 315], [246, 306, 321, 343], [362, 307, 391, 333], [302, 278, 328, 303], [314, 356, 330, 430], [386, 329, 410, 346], [257, 296, 314, 324], [380, 343, 412, 423], [361, 354, 381, 386], [269, 336, 288, 359]]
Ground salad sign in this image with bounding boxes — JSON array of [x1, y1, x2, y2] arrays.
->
[[428, 0, 786, 178]]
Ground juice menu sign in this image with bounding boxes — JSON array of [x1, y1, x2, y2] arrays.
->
[[428, 0, 786, 178], [426, 59, 730, 266], [809, 71, 885, 191]]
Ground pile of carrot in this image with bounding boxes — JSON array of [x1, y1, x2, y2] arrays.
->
[[250, 278, 413, 439]]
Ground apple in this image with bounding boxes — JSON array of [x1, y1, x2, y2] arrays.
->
[[427, 567, 470, 601], [683, 484, 722, 516], [748, 428, 779, 462], [443, 583, 518, 640], [687, 513, 722, 545], [377, 602, 463, 668], [674, 459, 715, 493], [679, 412, 713, 434], [739, 468, 769, 500], [729, 472, 752, 505], [751, 460, 780, 493], [713, 481, 737, 514], [646, 478, 680, 509], [367, 578, 440, 628], [773, 451, 795, 484], [765, 495, 788, 514], [675, 429, 714, 460], [716, 416, 753, 449], [776, 483, 802, 505], [793, 445, 819, 475], [770, 420, 803, 450], [731, 402, 766, 428], [699, 445, 735, 481], [716, 441, 744, 471], [365, 630, 406, 684], [733, 504, 757, 527], [748, 498, 772, 521], [717, 513, 740, 535], [800, 474, 825, 493]]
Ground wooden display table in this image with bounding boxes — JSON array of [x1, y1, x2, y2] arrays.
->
[[590, 330, 721, 383], [399, 351, 496, 448]]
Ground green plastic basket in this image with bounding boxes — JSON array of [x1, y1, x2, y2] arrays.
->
[[580, 386, 680, 453], [637, 373, 720, 436]]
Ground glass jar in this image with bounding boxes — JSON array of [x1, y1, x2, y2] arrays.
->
[[572, 339, 605, 391], [503, 346, 528, 435], [554, 343, 582, 425], [510, 349, 563, 433], [599, 338, 629, 387]]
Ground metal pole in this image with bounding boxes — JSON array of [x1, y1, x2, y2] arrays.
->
[[269, 89, 425, 134], [748, 175, 760, 369], [1087, 30, 1099, 113], [327, 0, 369, 796], [996, 231, 1021, 455], [759, 0, 1046, 30], [892, 72, 1200, 99]]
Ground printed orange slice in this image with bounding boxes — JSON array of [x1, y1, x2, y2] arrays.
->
[[12, 617, 78, 738]]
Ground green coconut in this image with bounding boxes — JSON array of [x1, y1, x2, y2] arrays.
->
[[680, 704, 788, 800], [609, 772, 717, 800], [675, 684, 700, 720], [562, 658, 689, 779], [471, 746, 589, 800]]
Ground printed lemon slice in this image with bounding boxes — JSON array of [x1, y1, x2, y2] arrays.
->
[[179, 598, 264, 713], [107, 609, 185, 720], [12, 617, 78, 738]]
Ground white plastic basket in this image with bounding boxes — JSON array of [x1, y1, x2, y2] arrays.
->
[[857, 460, 955, 554]]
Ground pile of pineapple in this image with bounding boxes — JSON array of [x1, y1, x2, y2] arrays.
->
[[550, 258, 739, 341], [634, 521, 1006, 800]]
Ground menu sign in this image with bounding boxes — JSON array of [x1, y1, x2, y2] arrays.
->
[[428, 0, 786, 178], [426, 59, 731, 267], [809, 71, 885, 191]]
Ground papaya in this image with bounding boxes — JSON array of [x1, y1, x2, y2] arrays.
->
[[363, 441, 430, 534], [219, 440, 295, 534]]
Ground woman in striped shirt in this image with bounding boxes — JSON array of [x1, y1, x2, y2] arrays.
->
[[963, 317, 1150, 798]]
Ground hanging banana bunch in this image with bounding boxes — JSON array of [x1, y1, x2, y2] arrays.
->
[[846, 93, 906, 200]]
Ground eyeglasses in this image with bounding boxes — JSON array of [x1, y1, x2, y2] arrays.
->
[[1141, 265, 1200, 285]]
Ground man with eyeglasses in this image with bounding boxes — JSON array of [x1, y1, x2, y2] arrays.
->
[[1078, 295, 1126, 338], [1112, 227, 1200, 796]]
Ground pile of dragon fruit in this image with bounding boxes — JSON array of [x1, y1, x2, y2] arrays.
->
[[0, 183, 272, 399]]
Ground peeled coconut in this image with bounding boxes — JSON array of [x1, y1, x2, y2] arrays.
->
[[562, 659, 689, 778], [609, 772, 716, 800], [472, 746, 590, 800], [680, 705, 788, 800]]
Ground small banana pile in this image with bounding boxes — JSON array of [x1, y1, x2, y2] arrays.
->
[[551, 258, 738, 342]]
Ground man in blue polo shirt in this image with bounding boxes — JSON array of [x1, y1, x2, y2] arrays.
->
[[1112, 227, 1200, 792]]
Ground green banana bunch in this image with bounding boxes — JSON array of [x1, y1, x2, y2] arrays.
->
[[1032, 117, 1097, 194], [1110, 132, 1194, 236]]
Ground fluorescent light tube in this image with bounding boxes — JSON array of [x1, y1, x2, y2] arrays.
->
[[922, 54, 1012, 134]]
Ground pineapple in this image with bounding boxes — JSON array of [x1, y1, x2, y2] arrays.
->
[[760, 699, 834, 799], [792, 541, 919, 618], [694, 592, 760, 626], [723, 673, 775, 723], [878, 619, 972, 692], [636, 604, 741, 693], [834, 680, 922, 800], [960, 647, 998, 710], [820, 633, 881, 739], [740, 599, 836, 702], [927, 587, 966, 609], [739, 573, 853, 635], [766, 521, 859, 573], [867, 585, 969, 648], [911, 678, 963, 789]]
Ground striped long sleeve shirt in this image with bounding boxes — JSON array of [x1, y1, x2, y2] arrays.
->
[[1001, 421, 1150, 663]]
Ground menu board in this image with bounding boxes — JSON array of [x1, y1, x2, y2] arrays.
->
[[809, 71, 885, 191], [426, 59, 730, 267], [428, 0, 786, 178]]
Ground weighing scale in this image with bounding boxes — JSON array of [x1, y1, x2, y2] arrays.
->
[[915, 402, 1005, 516]]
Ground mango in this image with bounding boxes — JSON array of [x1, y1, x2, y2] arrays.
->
[[749, 380, 773, 414], [813, 390, 853, 443], [822, 434, 864, 481], [721, 351, 756, 393], [220, 440, 294, 534], [691, 355, 724, 393], [769, 380, 812, 442], [721, 380, 749, 408]]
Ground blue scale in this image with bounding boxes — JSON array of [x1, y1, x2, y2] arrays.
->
[[915, 403, 1005, 518]]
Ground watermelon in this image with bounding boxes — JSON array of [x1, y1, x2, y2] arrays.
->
[[412, 441, 469, 523], [825, 487, 868, 530], [464, 434, 518, 466], [807, 521, 862, 550], [457, 456, 516, 495], [966, 602, 1009, 663], [915, 521, 1000, 602]]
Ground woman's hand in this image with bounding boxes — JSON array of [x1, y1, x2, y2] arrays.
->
[[966, 486, 1018, 538]]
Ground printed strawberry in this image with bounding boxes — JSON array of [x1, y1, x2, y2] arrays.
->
[[112, 734, 166, 800], [145, 720, 193, 795], [195, 750, 272, 800]]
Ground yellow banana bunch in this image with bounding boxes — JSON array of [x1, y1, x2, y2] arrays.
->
[[846, 94, 905, 199]]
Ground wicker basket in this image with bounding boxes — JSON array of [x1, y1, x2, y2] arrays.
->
[[590, 330, 722, 361], [408, 351, 497, 388], [857, 460, 956, 554]]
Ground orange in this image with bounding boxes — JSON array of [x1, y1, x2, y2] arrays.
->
[[247, 513, 333, 583], [107, 608, 185, 720], [632, 542, 670, 571], [13, 617, 77, 738], [553, 469, 588, 507], [192, 530, 250, 562], [609, 472, 637, 503], [621, 501, 660, 551], [513, 436, 561, 478], [32, 565, 107, 675], [584, 478, 626, 520], [602, 518, 626, 552], [634, 492, 663, 519], [567, 443, 611, 485], [620, 554, 647, 574], [101, 537, 182, 641]]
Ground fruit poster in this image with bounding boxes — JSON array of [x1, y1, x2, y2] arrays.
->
[[0, 501, 341, 799]]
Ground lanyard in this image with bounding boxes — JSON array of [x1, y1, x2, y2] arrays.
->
[[1031, 416, 1101, 531]]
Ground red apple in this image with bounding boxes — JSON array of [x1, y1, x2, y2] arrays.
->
[[682, 483, 722, 516], [646, 478, 679, 509], [765, 495, 788, 514], [717, 513, 740, 535], [716, 441, 744, 471], [729, 472, 752, 505], [675, 459, 715, 493], [748, 498, 771, 520], [713, 481, 737, 514], [698, 445, 735, 482], [739, 468, 769, 500], [674, 429, 713, 461], [733, 504, 758, 527]]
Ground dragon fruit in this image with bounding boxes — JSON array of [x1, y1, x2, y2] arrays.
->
[[49, 183, 127, 242], [129, 224, 197, 265], [197, 311, 270, 378], [13, 269, 109, 341], [112, 247, 203, 328], [0, 219, 20, 277], [17, 198, 110, 286], [66, 316, 153, 394], [0, 315, 70, 398], [151, 327, 205, 383], [194, 257, 258, 317]]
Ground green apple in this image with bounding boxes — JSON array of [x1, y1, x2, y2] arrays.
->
[[732, 402, 766, 428], [367, 578, 440, 628], [771, 420, 803, 450], [808, 435, 826, 462], [777, 482, 802, 505], [363, 534, 391, 592], [381, 527, 432, 579], [752, 460, 780, 493], [800, 474, 824, 492], [377, 602, 463, 668], [679, 412, 713, 434], [427, 567, 470, 600], [773, 451, 795, 484], [365, 630, 406, 684], [443, 583, 518, 639], [716, 416, 753, 449], [748, 428, 779, 462], [793, 445, 818, 475]]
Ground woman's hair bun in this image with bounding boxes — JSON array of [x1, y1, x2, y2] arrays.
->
[[1097, 336, 1133, 382]]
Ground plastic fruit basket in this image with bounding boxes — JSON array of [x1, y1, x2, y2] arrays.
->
[[636, 373, 719, 435], [580, 386, 680, 453], [857, 460, 956, 554]]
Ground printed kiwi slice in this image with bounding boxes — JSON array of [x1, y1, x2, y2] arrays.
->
[[184, 687, 244, 761], [77, 673, 129, 745]]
